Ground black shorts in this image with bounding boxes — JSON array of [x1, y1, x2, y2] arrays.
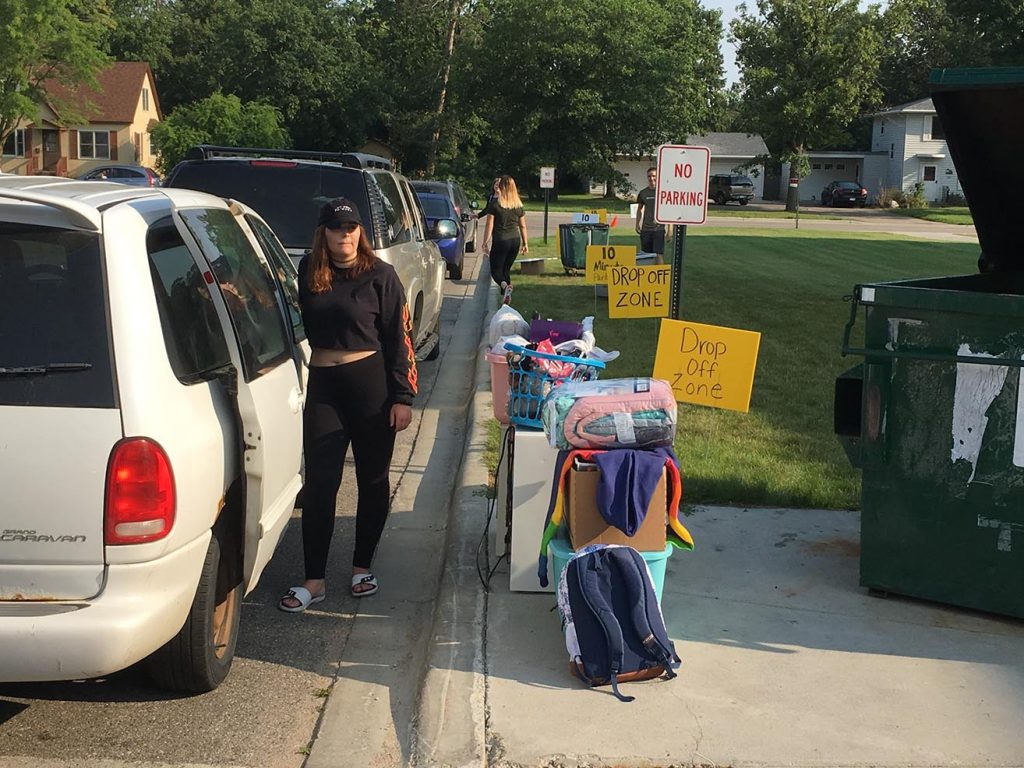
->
[[640, 228, 665, 255]]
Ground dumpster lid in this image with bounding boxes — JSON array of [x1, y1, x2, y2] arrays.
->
[[928, 67, 1024, 272]]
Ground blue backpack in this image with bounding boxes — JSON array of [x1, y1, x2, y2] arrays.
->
[[557, 545, 680, 702]]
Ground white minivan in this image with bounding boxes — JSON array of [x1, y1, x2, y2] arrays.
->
[[0, 176, 308, 692]]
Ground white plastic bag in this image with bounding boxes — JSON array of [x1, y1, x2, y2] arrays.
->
[[488, 305, 529, 347]]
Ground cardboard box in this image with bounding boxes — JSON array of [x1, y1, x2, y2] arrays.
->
[[567, 466, 667, 551]]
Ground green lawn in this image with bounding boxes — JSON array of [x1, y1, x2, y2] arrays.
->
[[491, 227, 976, 510], [522, 193, 632, 213], [890, 206, 974, 226]]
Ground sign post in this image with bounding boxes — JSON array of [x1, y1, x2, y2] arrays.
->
[[790, 176, 800, 229], [654, 145, 710, 319], [540, 166, 555, 243]]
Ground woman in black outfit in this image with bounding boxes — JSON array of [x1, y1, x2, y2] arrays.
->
[[480, 175, 528, 295], [280, 198, 417, 611]]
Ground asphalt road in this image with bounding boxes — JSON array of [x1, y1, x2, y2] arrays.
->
[[0, 249, 486, 768], [524, 203, 978, 244]]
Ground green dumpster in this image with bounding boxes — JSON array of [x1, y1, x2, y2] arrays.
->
[[558, 223, 609, 273], [833, 67, 1024, 617]]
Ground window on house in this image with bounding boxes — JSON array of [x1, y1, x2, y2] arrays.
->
[[79, 130, 110, 159], [880, 123, 885, 135], [836, 163, 845, 170], [824, 163, 833, 170], [2, 129, 25, 157], [890, 144, 895, 159], [134, 132, 142, 161], [142, 88, 150, 111], [812, 163, 821, 170], [923, 166, 936, 182], [930, 116, 944, 140]]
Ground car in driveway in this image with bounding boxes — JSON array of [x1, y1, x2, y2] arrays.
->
[[708, 173, 755, 205], [821, 180, 868, 207], [416, 191, 465, 279], [0, 175, 307, 692], [164, 146, 444, 360], [76, 164, 162, 187], [410, 179, 478, 253]]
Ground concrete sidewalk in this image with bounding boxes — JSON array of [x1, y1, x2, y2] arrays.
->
[[412, 296, 1024, 768]]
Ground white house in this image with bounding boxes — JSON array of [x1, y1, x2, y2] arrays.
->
[[608, 132, 770, 199], [870, 97, 961, 203], [782, 97, 961, 204]]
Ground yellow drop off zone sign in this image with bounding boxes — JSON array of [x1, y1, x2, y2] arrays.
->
[[653, 319, 761, 412], [607, 264, 671, 319]]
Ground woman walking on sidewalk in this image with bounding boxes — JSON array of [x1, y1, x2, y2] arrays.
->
[[279, 198, 418, 612], [480, 175, 528, 298]]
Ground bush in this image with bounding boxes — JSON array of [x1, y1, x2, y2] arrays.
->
[[906, 182, 928, 209], [876, 187, 906, 208], [943, 191, 967, 206]]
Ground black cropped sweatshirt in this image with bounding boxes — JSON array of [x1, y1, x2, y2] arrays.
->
[[298, 256, 418, 405]]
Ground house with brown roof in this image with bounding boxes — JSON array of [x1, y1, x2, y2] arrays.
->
[[1, 62, 162, 177]]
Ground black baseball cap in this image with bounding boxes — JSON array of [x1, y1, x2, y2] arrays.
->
[[317, 198, 362, 227]]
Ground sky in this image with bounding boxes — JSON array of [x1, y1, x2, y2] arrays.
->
[[703, 0, 888, 85]]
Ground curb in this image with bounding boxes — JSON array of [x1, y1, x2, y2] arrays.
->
[[408, 287, 497, 767]]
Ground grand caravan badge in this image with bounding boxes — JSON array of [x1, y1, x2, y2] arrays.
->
[[2, 529, 87, 543]]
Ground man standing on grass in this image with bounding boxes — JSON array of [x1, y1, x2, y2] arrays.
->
[[635, 167, 666, 264]]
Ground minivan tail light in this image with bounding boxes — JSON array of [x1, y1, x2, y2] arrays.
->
[[105, 438, 176, 545]]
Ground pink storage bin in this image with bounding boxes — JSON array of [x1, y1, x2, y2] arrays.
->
[[486, 350, 510, 424]]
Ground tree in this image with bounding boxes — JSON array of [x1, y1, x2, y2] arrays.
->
[[464, 0, 723, 195], [0, 0, 112, 145], [150, 92, 290, 172], [877, 0, 1024, 108], [106, 0, 378, 152], [731, 0, 882, 210]]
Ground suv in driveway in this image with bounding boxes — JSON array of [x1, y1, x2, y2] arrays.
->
[[0, 176, 307, 692], [708, 174, 755, 205], [165, 146, 444, 360]]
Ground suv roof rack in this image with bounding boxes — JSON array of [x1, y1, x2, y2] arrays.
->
[[183, 145, 393, 170]]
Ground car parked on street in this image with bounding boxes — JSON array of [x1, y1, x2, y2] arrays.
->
[[0, 176, 307, 692], [416, 191, 465, 280], [165, 146, 444, 360], [410, 179, 478, 253], [821, 180, 868, 207], [708, 174, 755, 205], [76, 164, 162, 187]]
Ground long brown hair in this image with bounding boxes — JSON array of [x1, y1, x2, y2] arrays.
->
[[496, 175, 523, 209], [307, 224, 377, 293]]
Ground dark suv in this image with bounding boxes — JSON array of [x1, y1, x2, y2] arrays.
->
[[164, 146, 445, 359], [410, 179, 478, 252], [709, 174, 755, 205]]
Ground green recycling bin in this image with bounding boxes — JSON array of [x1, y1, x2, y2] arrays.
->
[[558, 223, 609, 273], [833, 67, 1024, 618]]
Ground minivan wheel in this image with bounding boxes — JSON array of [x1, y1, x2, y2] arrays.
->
[[145, 528, 242, 693]]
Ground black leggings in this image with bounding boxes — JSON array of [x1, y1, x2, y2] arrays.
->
[[301, 352, 396, 577], [489, 235, 520, 287]]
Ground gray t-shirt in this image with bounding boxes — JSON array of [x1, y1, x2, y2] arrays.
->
[[636, 187, 663, 231]]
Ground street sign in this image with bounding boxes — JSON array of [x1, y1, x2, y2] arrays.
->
[[654, 145, 710, 225], [540, 166, 555, 189]]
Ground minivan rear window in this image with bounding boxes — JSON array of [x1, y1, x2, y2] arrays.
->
[[166, 162, 369, 249], [0, 224, 115, 407]]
